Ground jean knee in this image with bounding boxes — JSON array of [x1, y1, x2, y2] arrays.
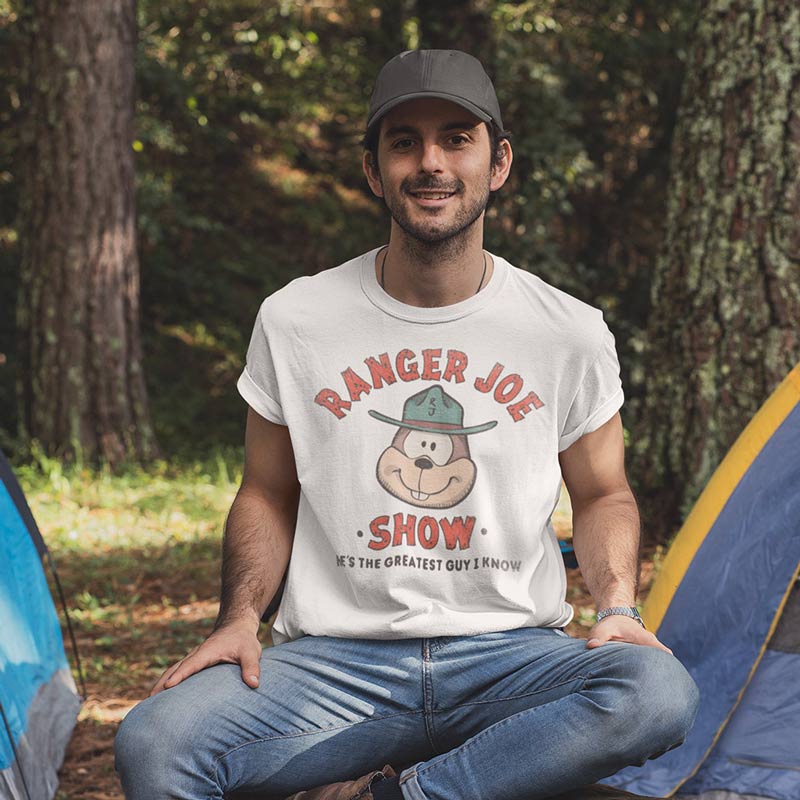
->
[[645, 649, 699, 743], [115, 692, 205, 785], [641, 648, 700, 755], [610, 646, 699, 759], [114, 700, 153, 777]]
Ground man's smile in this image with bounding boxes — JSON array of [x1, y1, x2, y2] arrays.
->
[[409, 190, 456, 199], [403, 178, 462, 203], [406, 188, 459, 209]]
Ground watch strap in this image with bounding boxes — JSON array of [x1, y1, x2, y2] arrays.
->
[[596, 606, 645, 628]]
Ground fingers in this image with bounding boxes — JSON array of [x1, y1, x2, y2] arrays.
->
[[637, 629, 674, 655], [150, 652, 208, 697], [148, 629, 263, 696], [654, 637, 674, 655], [586, 628, 673, 654], [586, 617, 674, 653], [161, 649, 218, 693], [240, 645, 261, 688], [150, 661, 183, 696], [149, 645, 197, 696]]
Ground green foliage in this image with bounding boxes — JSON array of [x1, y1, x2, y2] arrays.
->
[[1, 0, 698, 458], [132, 0, 391, 453]]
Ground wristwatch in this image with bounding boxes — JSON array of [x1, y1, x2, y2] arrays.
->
[[596, 606, 646, 629]]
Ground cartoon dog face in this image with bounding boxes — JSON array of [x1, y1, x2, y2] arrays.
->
[[375, 426, 476, 508]]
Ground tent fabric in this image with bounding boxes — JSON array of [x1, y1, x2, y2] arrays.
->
[[601, 365, 800, 799], [0, 451, 80, 799], [0, 456, 46, 559], [1, 671, 80, 800], [678, 583, 800, 800], [676, 650, 800, 799]]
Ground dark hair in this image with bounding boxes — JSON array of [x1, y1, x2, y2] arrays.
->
[[362, 120, 512, 173]]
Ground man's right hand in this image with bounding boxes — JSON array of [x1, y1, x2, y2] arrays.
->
[[149, 620, 263, 696]]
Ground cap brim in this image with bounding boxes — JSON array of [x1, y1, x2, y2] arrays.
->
[[368, 409, 497, 435], [366, 91, 494, 137]]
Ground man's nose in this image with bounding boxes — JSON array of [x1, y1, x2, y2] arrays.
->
[[418, 142, 445, 173]]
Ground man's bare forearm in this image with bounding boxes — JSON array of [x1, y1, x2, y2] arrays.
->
[[570, 489, 641, 609], [214, 486, 297, 632]]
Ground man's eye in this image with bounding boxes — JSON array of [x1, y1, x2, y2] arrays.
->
[[392, 139, 414, 149], [449, 134, 468, 145]]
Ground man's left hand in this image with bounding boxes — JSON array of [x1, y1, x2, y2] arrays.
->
[[586, 615, 673, 654]]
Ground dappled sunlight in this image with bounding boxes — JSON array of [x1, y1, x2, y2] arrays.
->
[[250, 152, 375, 211], [79, 697, 137, 725]]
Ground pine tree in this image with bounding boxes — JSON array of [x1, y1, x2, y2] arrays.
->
[[17, 0, 158, 464]]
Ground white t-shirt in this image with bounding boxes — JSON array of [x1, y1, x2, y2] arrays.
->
[[237, 247, 624, 645]]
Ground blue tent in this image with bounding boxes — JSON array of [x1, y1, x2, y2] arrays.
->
[[1, 450, 81, 800], [602, 364, 800, 799]]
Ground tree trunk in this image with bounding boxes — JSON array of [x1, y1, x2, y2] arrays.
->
[[17, 0, 158, 465], [631, 1, 800, 545]]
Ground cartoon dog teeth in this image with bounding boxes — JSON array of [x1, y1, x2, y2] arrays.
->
[[369, 386, 497, 509]]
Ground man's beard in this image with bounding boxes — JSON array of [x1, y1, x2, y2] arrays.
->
[[381, 174, 491, 245]]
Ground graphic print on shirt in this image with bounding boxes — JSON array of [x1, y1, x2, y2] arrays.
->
[[368, 385, 496, 508], [312, 346, 548, 574]]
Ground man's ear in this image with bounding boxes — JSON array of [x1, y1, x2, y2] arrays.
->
[[363, 151, 384, 198], [489, 139, 513, 192]]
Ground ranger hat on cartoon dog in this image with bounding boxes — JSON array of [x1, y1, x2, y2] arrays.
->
[[369, 386, 497, 509]]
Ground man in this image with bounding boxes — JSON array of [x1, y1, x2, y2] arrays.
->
[[115, 50, 699, 800]]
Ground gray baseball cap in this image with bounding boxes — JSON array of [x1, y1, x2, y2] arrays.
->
[[366, 50, 504, 140]]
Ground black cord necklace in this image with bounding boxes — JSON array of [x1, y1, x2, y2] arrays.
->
[[380, 248, 488, 296]]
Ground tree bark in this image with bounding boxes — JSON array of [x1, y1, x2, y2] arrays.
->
[[17, 0, 158, 465], [631, 1, 800, 545]]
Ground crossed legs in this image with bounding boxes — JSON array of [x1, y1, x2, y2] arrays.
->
[[114, 628, 698, 799]]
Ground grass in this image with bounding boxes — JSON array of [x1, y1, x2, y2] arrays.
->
[[11, 449, 659, 799]]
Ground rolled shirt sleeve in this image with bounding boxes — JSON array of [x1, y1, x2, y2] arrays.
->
[[558, 323, 624, 452], [237, 300, 287, 426]]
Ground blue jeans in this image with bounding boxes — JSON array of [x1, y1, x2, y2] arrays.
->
[[114, 627, 699, 799]]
